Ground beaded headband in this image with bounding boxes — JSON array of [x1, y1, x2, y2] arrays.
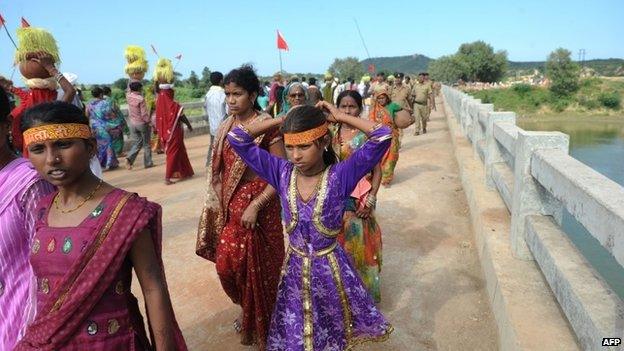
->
[[283, 123, 328, 146], [23, 123, 93, 147]]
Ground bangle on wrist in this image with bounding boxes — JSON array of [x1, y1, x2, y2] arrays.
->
[[54, 72, 64, 83]]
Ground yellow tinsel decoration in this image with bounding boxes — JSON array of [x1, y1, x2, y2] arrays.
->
[[14, 27, 60, 64], [153, 58, 173, 83], [124, 45, 148, 75]]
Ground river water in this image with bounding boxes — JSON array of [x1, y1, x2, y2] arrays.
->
[[518, 118, 624, 300]]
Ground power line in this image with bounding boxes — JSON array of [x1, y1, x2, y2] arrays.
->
[[353, 18, 371, 60]]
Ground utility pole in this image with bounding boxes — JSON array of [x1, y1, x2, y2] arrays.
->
[[578, 49, 586, 68]]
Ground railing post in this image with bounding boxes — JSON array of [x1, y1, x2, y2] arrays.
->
[[510, 130, 569, 260], [468, 99, 481, 146], [472, 103, 493, 158], [459, 97, 470, 136], [485, 112, 516, 188]]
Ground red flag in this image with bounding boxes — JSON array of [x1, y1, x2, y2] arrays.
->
[[20, 17, 30, 27], [0, 13, 5, 26], [276, 30, 288, 51], [150, 44, 159, 56], [175, 54, 182, 60], [368, 64, 376, 73]]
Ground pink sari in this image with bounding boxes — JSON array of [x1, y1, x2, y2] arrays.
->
[[15, 189, 187, 350]]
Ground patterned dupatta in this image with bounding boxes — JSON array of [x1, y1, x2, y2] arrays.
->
[[196, 112, 272, 262], [16, 190, 187, 350]]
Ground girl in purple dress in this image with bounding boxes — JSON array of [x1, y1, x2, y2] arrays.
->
[[227, 103, 393, 350]]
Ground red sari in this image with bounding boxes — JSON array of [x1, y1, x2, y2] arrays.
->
[[10, 87, 57, 154], [196, 113, 284, 350], [155, 87, 194, 180], [16, 189, 187, 350]]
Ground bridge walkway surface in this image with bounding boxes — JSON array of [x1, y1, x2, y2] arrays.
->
[[103, 97, 499, 350]]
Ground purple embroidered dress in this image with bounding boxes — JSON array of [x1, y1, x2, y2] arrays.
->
[[227, 125, 394, 350]]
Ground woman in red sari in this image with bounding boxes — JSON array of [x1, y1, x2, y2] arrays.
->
[[16, 101, 187, 350], [196, 65, 285, 350], [155, 83, 194, 185]]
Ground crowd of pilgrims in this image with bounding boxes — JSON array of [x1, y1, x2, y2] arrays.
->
[[0, 58, 440, 350]]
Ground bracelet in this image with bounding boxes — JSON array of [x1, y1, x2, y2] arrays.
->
[[252, 192, 272, 209], [54, 72, 64, 83], [365, 194, 377, 208]]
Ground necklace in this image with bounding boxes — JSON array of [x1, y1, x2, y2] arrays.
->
[[53, 178, 104, 214]]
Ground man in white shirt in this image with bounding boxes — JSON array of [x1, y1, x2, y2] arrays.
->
[[204, 71, 227, 166]]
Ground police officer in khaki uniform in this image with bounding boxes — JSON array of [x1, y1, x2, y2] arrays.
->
[[390, 73, 412, 114], [411, 72, 432, 135]]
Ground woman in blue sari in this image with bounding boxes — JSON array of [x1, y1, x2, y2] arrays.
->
[[86, 86, 121, 169]]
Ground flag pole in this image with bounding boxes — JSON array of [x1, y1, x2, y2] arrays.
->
[[279, 49, 283, 73]]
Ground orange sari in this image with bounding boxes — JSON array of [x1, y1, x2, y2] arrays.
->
[[369, 100, 401, 185]]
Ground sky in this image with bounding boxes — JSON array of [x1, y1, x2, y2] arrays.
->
[[1, 0, 623, 84]]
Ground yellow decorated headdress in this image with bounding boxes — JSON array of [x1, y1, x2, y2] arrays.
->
[[124, 45, 148, 76], [153, 58, 174, 83], [14, 27, 60, 64]]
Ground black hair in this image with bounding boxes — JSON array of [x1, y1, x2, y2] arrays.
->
[[102, 86, 111, 95], [396, 72, 405, 79], [91, 86, 103, 98], [210, 71, 224, 85], [280, 105, 337, 166], [308, 77, 317, 86], [0, 88, 9, 124], [336, 90, 363, 112], [376, 72, 385, 77], [21, 101, 89, 132], [302, 77, 307, 82], [223, 65, 261, 110], [129, 81, 142, 92]]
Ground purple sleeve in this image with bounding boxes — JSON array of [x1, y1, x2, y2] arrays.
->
[[20, 179, 55, 242], [226, 126, 286, 189], [334, 125, 392, 196]]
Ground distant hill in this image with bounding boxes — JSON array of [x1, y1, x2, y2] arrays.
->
[[360, 54, 432, 74], [508, 58, 624, 76], [360, 55, 624, 77]]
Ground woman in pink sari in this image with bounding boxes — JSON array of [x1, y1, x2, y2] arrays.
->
[[0, 88, 55, 350], [15, 101, 187, 350]]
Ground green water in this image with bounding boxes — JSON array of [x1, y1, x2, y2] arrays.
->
[[518, 118, 624, 300]]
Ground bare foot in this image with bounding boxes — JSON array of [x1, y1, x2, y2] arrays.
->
[[125, 159, 133, 170], [164, 179, 174, 185]]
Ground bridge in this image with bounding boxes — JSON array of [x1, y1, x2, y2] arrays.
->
[[105, 88, 623, 350]]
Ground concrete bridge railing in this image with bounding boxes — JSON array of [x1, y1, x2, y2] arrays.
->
[[442, 85, 624, 350]]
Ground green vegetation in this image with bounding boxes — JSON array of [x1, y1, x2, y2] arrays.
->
[[328, 57, 365, 81], [356, 54, 623, 81], [546, 48, 580, 97], [360, 54, 431, 75], [470, 77, 624, 116], [429, 41, 507, 83]]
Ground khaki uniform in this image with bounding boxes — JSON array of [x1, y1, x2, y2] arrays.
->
[[390, 84, 412, 113], [411, 81, 432, 134]]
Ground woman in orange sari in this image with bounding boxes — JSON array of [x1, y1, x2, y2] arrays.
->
[[368, 87, 411, 186], [196, 65, 285, 350]]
